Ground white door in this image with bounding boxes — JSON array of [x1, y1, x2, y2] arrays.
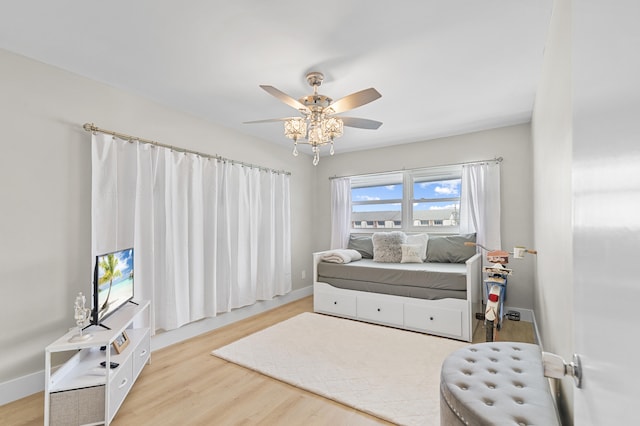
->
[[573, 0, 640, 423]]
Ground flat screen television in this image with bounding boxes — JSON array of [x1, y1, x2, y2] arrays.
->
[[92, 247, 134, 326]]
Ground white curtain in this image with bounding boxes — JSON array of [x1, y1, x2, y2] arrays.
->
[[459, 162, 502, 252], [330, 177, 352, 249], [92, 133, 292, 331]]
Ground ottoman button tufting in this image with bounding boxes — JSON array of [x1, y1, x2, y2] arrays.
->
[[440, 342, 560, 425]]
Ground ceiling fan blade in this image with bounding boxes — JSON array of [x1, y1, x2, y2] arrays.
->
[[339, 117, 383, 130], [260, 85, 308, 111], [329, 88, 381, 114], [243, 117, 293, 124]]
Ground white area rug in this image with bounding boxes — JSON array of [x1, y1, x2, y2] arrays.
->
[[211, 313, 468, 425]]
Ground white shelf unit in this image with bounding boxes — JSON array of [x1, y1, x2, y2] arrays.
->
[[44, 300, 151, 426]]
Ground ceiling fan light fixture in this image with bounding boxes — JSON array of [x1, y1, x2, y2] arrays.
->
[[248, 71, 382, 166], [323, 117, 343, 141], [284, 118, 306, 141], [307, 121, 324, 145]]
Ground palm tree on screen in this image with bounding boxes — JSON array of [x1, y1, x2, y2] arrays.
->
[[99, 254, 122, 313]]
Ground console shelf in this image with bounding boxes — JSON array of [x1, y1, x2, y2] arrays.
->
[[44, 300, 150, 426]]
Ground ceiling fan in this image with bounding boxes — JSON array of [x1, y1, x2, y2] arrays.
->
[[245, 71, 382, 165]]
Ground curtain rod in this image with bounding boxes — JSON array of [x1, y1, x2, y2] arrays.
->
[[328, 156, 503, 180], [83, 123, 291, 176]]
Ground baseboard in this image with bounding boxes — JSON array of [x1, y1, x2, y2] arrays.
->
[[151, 286, 313, 351], [0, 370, 44, 407], [531, 309, 542, 346], [0, 286, 313, 406]]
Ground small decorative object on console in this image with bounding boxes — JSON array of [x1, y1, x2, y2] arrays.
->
[[68, 292, 92, 342], [112, 330, 130, 354]]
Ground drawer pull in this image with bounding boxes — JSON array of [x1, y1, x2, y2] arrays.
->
[[334, 301, 337, 305], [139, 349, 148, 357], [119, 378, 128, 389], [377, 308, 381, 312], [430, 317, 434, 321]]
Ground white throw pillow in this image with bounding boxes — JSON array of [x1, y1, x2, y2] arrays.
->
[[401, 244, 424, 263], [406, 233, 429, 261]]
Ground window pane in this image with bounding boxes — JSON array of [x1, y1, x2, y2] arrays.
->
[[352, 184, 403, 203], [351, 206, 401, 229], [413, 178, 461, 200], [412, 201, 460, 227]]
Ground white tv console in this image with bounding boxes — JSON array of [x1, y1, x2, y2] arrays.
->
[[44, 300, 151, 426]]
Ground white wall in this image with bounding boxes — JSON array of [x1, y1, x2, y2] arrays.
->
[[531, 0, 573, 422], [312, 124, 536, 310], [0, 48, 315, 385]]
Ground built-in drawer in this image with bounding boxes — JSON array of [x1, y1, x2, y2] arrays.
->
[[314, 291, 357, 318], [108, 355, 133, 421], [404, 303, 463, 338], [357, 296, 404, 326], [133, 329, 151, 378]]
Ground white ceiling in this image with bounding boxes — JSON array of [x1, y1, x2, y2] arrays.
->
[[0, 0, 552, 155]]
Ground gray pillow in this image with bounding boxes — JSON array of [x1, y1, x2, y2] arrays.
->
[[372, 231, 407, 263], [425, 233, 477, 263], [347, 234, 374, 259]]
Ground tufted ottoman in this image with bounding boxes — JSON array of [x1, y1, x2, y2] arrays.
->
[[440, 342, 559, 426]]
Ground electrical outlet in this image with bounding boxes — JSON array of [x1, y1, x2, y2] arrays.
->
[[301, 270, 306, 280]]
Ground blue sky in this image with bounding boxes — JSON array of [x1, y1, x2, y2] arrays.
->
[[352, 179, 461, 212]]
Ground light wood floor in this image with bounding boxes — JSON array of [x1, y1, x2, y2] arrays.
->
[[1, 296, 534, 426]]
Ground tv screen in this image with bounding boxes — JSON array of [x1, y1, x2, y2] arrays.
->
[[92, 248, 134, 326]]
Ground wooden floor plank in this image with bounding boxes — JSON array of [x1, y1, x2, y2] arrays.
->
[[0, 296, 534, 425]]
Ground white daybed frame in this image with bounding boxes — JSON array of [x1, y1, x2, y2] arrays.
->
[[313, 252, 482, 342]]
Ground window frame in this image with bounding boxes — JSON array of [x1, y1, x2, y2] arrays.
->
[[349, 165, 462, 234], [350, 173, 404, 230], [408, 169, 462, 234]]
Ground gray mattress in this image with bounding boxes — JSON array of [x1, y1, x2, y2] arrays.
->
[[317, 259, 467, 300]]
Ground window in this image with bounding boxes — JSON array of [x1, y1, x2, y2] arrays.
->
[[411, 174, 461, 233], [350, 166, 461, 233], [351, 173, 403, 229]]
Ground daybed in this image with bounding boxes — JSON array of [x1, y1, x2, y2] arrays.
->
[[313, 232, 482, 342]]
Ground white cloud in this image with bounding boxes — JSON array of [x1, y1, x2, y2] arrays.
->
[[355, 195, 381, 201], [430, 204, 458, 210], [385, 185, 396, 191], [418, 181, 460, 196], [434, 184, 459, 195]]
